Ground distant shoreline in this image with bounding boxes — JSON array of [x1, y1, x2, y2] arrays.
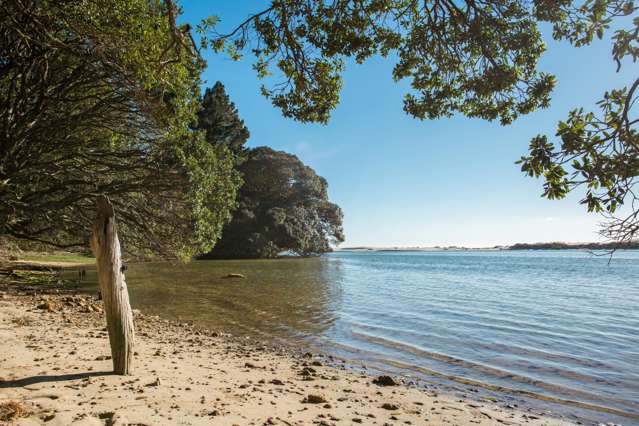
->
[[339, 241, 639, 252]]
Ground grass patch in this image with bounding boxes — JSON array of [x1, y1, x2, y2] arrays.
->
[[0, 401, 30, 422], [18, 253, 95, 264], [11, 270, 61, 285]]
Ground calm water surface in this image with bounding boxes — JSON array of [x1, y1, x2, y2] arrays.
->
[[71, 250, 639, 422]]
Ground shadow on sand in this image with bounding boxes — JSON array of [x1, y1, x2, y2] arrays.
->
[[0, 371, 112, 388]]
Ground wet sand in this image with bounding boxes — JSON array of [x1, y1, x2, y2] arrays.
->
[[0, 289, 577, 426]]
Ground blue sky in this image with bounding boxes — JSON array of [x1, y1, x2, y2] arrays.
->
[[181, 2, 635, 247]]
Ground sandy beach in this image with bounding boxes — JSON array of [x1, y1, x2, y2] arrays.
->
[[0, 281, 575, 426]]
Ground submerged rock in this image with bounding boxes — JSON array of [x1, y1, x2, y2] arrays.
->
[[222, 273, 246, 279]]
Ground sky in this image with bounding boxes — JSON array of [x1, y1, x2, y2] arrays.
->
[[180, 2, 635, 248]]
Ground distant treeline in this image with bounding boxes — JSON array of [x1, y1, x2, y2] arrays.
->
[[508, 242, 639, 250]]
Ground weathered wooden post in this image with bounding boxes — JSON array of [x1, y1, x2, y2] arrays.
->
[[90, 195, 135, 375]]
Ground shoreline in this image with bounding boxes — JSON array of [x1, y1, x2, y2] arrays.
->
[[0, 286, 577, 426]]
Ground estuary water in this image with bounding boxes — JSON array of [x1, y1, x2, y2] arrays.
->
[[71, 250, 639, 423]]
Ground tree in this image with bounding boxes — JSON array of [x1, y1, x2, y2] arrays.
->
[[197, 81, 250, 163], [0, 0, 240, 259], [205, 147, 344, 258]]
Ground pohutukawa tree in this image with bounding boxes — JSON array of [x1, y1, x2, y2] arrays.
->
[[205, 147, 345, 258], [196, 0, 556, 125], [0, 0, 240, 260]]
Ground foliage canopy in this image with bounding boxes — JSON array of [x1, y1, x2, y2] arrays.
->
[[0, 0, 240, 259], [205, 147, 345, 258], [197, 81, 250, 164], [518, 11, 639, 244], [200, 0, 561, 125]]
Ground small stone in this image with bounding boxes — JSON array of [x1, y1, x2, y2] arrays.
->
[[146, 377, 161, 387], [37, 301, 57, 312], [373, 375, 399, 386], [222, 273, 245, 279], [300, 367, 316, 376], [303, 394, 327, 404]]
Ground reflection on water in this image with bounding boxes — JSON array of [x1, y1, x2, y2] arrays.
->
[[71, 257, 343, 340], [65, 250, 639, 423]]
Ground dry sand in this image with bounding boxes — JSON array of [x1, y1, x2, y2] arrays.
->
[[0, 290, 575, 426]]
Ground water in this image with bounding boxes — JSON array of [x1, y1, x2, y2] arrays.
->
[[69, 250, 639, 423]]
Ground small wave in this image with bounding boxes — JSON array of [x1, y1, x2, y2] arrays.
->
[[345, 330, 639, 414], [319, 336, 639, 421]]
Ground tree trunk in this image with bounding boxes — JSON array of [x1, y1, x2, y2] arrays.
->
[[90, 195, 135, 375]]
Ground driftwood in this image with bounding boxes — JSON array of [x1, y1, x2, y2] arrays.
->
[[90, 195, 135, 375]]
